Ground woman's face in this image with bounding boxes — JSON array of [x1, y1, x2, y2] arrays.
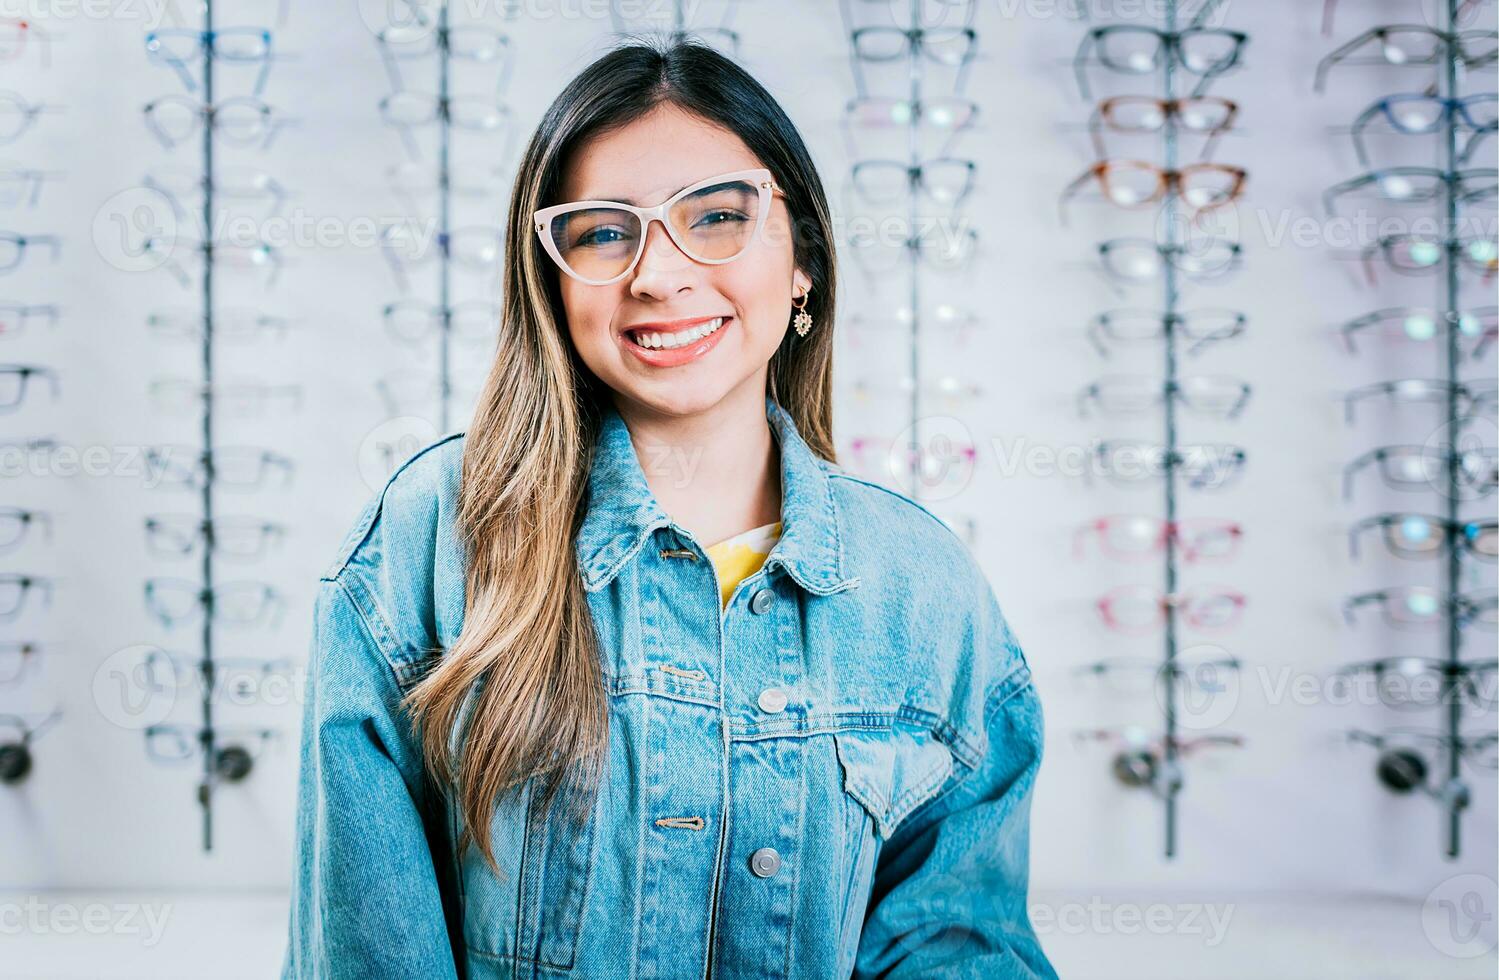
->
[[551, 103, 810, 420]]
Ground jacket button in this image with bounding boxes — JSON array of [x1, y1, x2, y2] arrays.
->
[[749, 588, 776, 614], [749, 847, 781, 878], [757, 688, 788, 713]]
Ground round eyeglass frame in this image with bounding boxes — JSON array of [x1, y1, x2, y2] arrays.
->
[[532, 167, 786, 286]]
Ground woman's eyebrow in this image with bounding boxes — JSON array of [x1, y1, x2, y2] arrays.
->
[[582, 178, 698, 206]]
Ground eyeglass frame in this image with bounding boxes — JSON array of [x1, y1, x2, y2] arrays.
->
[[1087, 96, 1240, 160], [532, 167, 787, 287]]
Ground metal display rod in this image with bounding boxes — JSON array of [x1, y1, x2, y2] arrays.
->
[[1317, 0, 1487, 860], [196, 0, 219, 852], [437, 3, 453, 432], [1159, 0, 1181, 859], [1068, 0, 1248, 859], [1439, 0, 1467, 860], [905, 0, 924, 504]]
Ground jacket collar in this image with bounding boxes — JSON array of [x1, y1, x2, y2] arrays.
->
[[576, 394, 858, 596]]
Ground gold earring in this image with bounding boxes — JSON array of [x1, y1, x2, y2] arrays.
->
[[792, 291, 813, 337]]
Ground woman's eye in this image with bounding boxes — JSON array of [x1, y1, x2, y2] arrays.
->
[[696, 208, 748, 227], [576, 226, 631, 248]]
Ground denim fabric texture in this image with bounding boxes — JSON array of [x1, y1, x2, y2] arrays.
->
[[283, 394, 1056, 980]]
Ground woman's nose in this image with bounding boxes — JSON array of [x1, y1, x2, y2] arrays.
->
[[628, 219, 697, 298]]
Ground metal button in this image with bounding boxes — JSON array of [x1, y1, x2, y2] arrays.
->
[[749, 588, 776, 615], [749, 847, 781, 878], [757, 687, 788, 714]]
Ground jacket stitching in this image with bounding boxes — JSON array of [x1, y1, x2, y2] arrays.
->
[[321, 430, 466, 583]]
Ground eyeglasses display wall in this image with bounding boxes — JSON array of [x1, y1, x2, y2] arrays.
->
[[134, 2, 301, 852], [0, 1, 1492, 936], [1, 16, 61, 792], [835, 0, 981, 546], [1315, 0, 1497, 859], [1062, 0, 1251, 859], [371, 0, 513, 454]]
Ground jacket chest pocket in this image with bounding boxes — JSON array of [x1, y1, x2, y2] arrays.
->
[[832, 724, 954, 842], [457, 778, 600, 973], [830, 723, 954, 964]]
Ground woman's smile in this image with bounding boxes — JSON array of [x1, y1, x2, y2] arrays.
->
[[617, 313, 733, 367]]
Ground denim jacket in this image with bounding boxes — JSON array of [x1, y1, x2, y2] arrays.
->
[[283, 395, 1055, 980]]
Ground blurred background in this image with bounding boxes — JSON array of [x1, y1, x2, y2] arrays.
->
[[0, 0, 1495, 976]]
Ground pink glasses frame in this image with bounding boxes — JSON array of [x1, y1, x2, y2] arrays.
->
[[532, 167, 786, 286]]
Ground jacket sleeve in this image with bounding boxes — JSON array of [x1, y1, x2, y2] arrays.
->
[[282, 576, 460, 979], [853, 586, 1056, 980]]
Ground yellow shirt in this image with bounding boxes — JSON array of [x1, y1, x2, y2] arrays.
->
[[704, 520, 782, 610]]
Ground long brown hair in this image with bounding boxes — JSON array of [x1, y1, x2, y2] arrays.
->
[[402, 36, 841, 872]]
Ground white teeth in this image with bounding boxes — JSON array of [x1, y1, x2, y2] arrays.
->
[[633, 316, 725, 350]]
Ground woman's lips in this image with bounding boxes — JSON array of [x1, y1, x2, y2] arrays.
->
[[619, 316, 732, 368]]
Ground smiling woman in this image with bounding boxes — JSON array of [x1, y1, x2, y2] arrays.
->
[[284, 35, 1054, 980]]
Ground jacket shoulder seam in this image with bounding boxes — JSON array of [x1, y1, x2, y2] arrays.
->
[[319, 574, 410, 699], [825, 469, 967, 549], [320, 430, 466, 582]]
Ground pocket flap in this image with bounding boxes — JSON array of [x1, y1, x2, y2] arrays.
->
[[833, 726, 954, 840]]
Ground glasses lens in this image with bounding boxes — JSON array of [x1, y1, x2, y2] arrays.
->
[[1102, 241, 1162, 281], [448, 97, 508, 131], [1388, 236, 1444, 271], [848, 97, 908, 127], [1466, 521, 1498, 559], [1097, 28, 1164, 74], [854, 27, 908, 61], [1389, 516, 1446, 557], [1178, 375, 1247, 415], [1188, 592, 1241, 629], [1098, 311, 1163, 342], [1081, 659, 1159, 695], [1374, 659, 1443, 708], [922, 159, 973, 204], [1102, 515, 1164, 559], [214, 101, 268, 144], [1462, 93, 1498, 128], [381, 93, 437, 126], [1089, 376, 1160, 414], [1180, 166, 1242, 210], [215, 29, 271, 61], [1180, 310, 1244, 342], [1177, 520, 1239, 561], [853, 162, 909, 205], [1174, 240, 1238, 279], [921, 29, 973, 66], [1378, 29, 1442, 64], [217, 583, 271, 625], [450, 302, 500, 341], [1104, 97, 1168, 132], [1102, 586, 1161, 631], [1380, 448, 1441, 490], [1100, 162, 1162, 207], [147, 726, 194, 761], [1388, 587, 1444, 627], [384, 301, 437, 344], [668, 177, 764, 261], [546, 207, 642, 283], [1178, 98, 1232, 132], [448, 27, 506, 62], [1178, 30, 1240, 74], [1384, 95, 1445, 133]]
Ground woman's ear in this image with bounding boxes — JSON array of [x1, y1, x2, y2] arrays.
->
[[793, 268, 812, 299]]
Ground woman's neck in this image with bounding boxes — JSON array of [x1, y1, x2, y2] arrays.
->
[[613, 386, 782, 548]]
